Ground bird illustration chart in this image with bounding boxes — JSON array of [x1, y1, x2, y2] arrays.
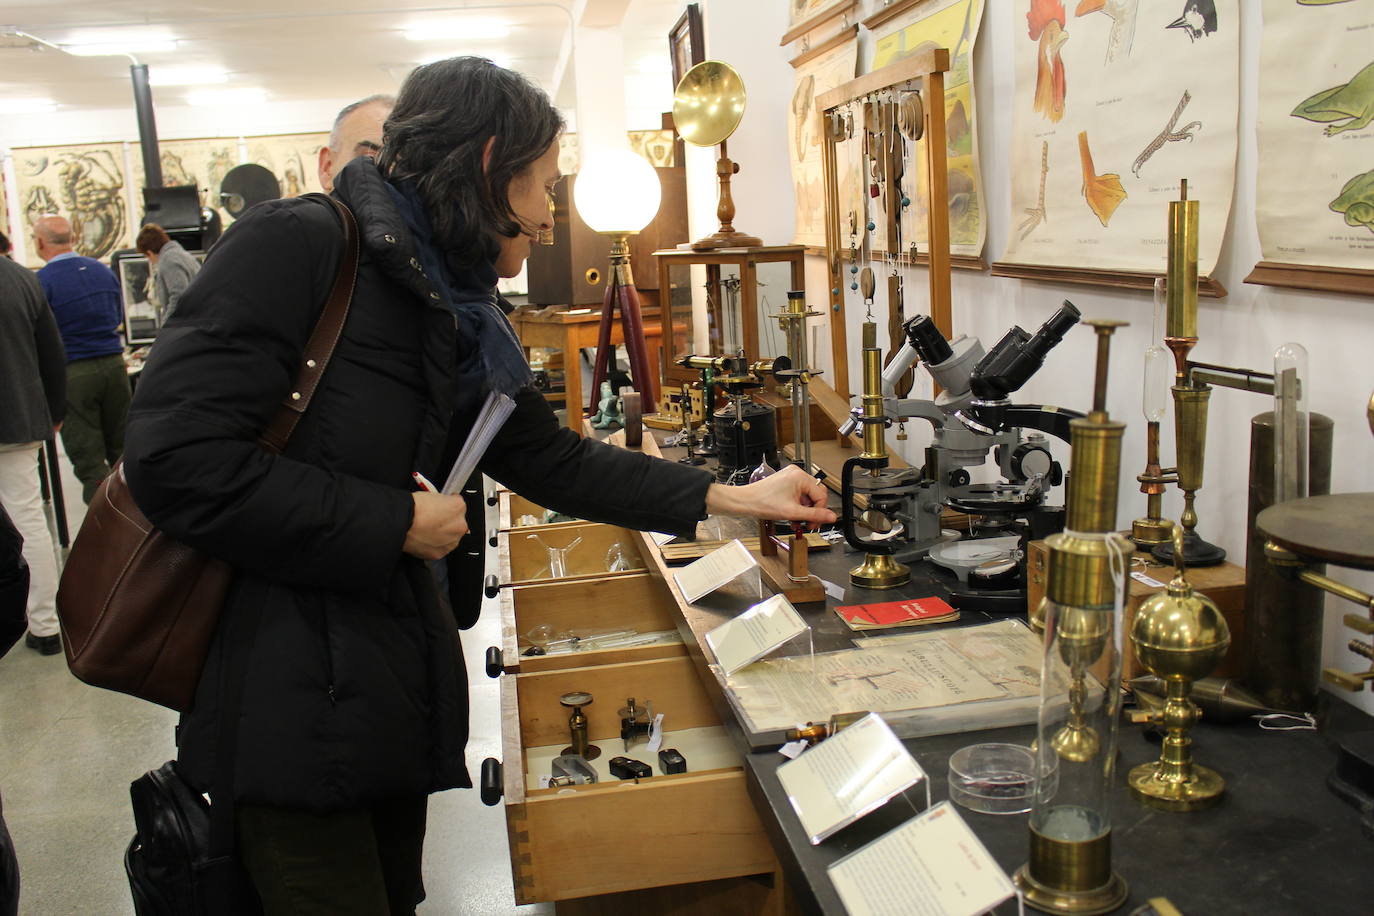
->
[[998, 0, 1239, 277], [1256, 0, 1374, 270]]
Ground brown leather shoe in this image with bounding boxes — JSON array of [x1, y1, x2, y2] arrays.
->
[[24, 632, 61, 656]]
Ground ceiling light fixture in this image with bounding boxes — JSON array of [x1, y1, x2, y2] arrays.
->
[[185, 87, 267, 107], [0, 97, 57, 115], [62, 38, 177, 56], [150, 66, 229, 87], [403, 18, 511, 41]]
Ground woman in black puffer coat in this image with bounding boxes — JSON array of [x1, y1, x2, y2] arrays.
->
[[122, 57, 832, 915]]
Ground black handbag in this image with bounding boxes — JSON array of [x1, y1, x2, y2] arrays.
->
[[125, 762, 261, 916]]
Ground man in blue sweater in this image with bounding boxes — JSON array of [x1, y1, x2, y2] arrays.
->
[[34, 215, 130, 503]]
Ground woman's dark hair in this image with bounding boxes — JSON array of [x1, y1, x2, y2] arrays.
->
[[377, 56, 564, 268]]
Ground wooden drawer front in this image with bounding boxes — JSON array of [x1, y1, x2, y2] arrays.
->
[[498, 656, 775, 903], [500, 572, 686, 673], [498, 491, 585, 531], [498, 522, 645, 586], [512, 770, 775, 903]]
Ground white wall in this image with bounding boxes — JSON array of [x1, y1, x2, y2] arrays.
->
[[694, 0, 1374, 714]]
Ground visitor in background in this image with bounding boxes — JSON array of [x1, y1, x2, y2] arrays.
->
[[33, 215, 129, 504], [317, 94, 395, 192], [135, 223, 201, 326]]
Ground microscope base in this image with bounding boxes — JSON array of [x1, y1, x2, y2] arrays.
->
[[1152, 530, 1227, 568], [850, 553, 911, 589]]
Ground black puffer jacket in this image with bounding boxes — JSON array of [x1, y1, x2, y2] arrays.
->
[[123, 159, 712, 811]]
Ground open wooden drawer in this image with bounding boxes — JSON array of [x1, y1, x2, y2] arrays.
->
[[498, 490, 585, 531], [495, 521, 646, 589], [493, 571, 688, 675], [479, 656, 777, 904]]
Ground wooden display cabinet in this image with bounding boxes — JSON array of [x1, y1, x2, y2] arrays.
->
[[652, 245, 807, 394]]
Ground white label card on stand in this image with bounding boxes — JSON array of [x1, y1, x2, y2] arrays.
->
[[828, 801, 1016, 916], [706, 594, 809, 675], [777, 713, 926, 845], [672, 539, 759, 604]]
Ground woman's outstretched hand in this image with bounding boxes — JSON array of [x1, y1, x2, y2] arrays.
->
[[705, 465, 836, 526]]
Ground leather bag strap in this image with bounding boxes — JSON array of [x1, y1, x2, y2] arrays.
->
[[257, 194, 360, 454]]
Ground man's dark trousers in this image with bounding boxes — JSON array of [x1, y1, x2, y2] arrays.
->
[[62, 353, 130, 503]]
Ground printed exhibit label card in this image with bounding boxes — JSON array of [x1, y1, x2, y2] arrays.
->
[[706, 594, 809, 675], [777, 713, 926, 845], [828, 801, 1016, 916], [672, 538, 759, 604]]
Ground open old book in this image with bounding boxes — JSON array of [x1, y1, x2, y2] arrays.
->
[[717, 619, 1045, 739]]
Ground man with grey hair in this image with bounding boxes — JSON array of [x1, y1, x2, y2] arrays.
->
[[317, 94, 395, 192]]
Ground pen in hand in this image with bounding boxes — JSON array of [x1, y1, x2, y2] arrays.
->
[[412, 471, 439, 493]]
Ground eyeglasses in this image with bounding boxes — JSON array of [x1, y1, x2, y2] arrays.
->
[[536, 186, 557, 246]]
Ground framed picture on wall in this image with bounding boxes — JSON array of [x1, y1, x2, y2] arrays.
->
[[669, 3, 704, 91], [112, 248, 207, 346]]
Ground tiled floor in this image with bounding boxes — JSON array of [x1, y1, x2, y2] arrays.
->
[[0, 447, 550, 914]]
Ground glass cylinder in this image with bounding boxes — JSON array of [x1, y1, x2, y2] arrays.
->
[[1143, 278, 1171, 421], [1031, 583, 1125, 842], [1272, 342, 1309, 504]]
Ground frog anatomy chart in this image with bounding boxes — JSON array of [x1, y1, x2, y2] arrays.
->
[[1256, 0, 1374, 270], [997, 0, 1240, 278]]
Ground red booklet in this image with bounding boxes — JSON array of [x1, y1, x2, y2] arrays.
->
[[834, 596, 959, 630]]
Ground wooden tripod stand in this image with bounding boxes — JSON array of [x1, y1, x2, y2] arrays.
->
[[588, 234, 657, 416]]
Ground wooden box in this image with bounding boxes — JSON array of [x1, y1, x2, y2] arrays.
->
[[487, 655, 777, 904], [497, 571, 688, 674], [1026, 539, 1248, 681]]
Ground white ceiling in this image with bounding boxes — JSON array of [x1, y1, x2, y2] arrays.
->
[[0, 0, 686, 121]]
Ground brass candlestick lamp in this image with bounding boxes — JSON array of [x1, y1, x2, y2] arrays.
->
[[1016, 320, 1131, 916], [1128, 525, 1231, 810], [673, 61, 763, 250]]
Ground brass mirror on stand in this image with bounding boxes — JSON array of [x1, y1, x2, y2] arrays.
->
[[672, 60, 762, 250]]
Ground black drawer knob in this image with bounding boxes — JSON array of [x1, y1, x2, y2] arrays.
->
[[480, 758, 503, 806], [485, 646, 503, 678], [484, 574, 500, 599]]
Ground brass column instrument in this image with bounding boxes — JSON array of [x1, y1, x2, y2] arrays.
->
[[842, 321, 910, 589], [1017, 320, 1131, 916], [1154, 180, 1226, 566]]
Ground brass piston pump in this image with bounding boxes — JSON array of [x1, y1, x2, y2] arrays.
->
[[1017, 320, 1132, 916]]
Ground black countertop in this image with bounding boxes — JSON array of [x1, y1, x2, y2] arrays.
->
[[639, 434, 1373, 916]]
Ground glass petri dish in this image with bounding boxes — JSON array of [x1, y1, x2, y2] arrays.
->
[[948, 743, 1036, 815]]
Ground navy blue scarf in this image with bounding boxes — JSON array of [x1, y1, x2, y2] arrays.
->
[[385, 179, 533, 398]]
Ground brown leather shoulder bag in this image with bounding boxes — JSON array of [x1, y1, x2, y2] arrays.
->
[[56, 194, 360, 711]]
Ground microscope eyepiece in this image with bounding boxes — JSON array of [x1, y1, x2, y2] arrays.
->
[[903, 314, 954, 366], [969, 300, 1080, 401]]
